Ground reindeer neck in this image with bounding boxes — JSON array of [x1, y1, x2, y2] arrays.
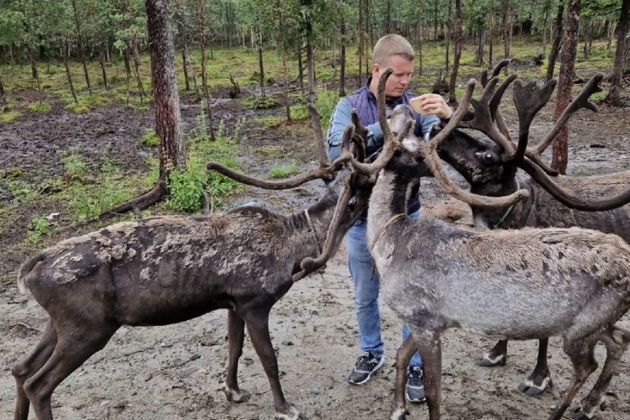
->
[[286, 190, 338, 253], [367, 169, 411, 244]]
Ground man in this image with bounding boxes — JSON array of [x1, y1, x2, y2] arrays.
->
[[326, 34, 452, 403]]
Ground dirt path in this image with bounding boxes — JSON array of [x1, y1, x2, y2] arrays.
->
[[1, 86, 629, 419]]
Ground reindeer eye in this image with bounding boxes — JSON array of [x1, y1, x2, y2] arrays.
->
[[475, 151, 499, 166]]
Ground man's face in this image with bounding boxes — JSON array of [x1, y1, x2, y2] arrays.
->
[[373, 54, 413, 98]]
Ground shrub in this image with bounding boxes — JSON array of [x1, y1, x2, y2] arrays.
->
[[141, 130, 159, 147]]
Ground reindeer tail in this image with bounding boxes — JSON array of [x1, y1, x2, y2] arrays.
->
[[17, 253, 46, 295]]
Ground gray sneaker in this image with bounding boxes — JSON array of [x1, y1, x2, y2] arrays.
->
[[406, 366, 426, 403], [348, 352, 384, 385]]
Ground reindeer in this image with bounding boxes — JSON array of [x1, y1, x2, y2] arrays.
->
[[10, 116, 376, 420], [438, 61, 630, 397], [338, 68, 630, 420]]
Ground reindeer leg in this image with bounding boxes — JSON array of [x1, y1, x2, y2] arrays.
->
[[518, 338, 552, 396], [243, 310, 301, 420], [573, 327, 630, 420], [12, 320, 57, 420], [411, 329, 442, 420], [222, 310, 251, 403], [390, 336, 417, 420], [22, 323, 117, 420], [479, 339, 508, 367], [547, 336, 598, 420]]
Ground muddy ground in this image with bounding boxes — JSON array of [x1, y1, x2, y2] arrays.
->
[[0, 78, 629, 420]]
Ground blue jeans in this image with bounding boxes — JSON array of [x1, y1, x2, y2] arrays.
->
[[346, 209, 421, 368]]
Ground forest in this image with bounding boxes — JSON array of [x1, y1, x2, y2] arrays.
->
[[0, 0, 629, 419]]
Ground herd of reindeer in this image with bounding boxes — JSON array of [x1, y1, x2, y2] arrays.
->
[[10, 61, 630, 420]]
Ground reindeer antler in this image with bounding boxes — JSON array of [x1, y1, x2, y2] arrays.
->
[[346, 69, 529, 208], [422, 79, 529, 208], [532, 73, 603, 155]]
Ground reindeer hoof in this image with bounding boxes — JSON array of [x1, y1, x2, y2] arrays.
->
[[390, 407, 409, 420], [478, 352, 506, 367], [274, 405, 302, 420], [517, 376, 552, 397], [222, 384, 251, 403], [572, 405, 598, 420]]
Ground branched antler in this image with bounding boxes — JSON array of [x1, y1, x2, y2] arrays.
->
[[532, 73, 604, 155]]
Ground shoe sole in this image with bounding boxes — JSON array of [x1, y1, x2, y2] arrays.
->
[[348, 357, 385, 385], [405, 387, 426, 403]]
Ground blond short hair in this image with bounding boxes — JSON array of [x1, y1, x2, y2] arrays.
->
[[372, 34, 415, 66]]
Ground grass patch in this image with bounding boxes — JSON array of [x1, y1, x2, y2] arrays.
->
[[0, 110, 22, 122], [140, 129, 159, 147], [167, 135, 242, 213], [26, 216, 52, 243], [255, 114, 284, 128], [269, 163, 300, 178], [26, 101, 51, 113], [242, 95, 280, 109]]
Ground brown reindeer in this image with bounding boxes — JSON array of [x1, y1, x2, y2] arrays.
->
[[10, 116, 374, 420], [335, 69, 630, 420], [439, 61, 629, 397]]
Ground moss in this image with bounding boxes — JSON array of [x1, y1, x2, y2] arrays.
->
[[0, 110, 22, 122], [140, 129, 159, 147]]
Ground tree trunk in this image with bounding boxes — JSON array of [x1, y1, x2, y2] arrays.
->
[[384, 0, 391, 33], [476, 25, 485, 65], [0, 74, 6, 109], [145, 0, 186, 181], [27, 46, 41, 93], [339, 14, 347, 97], [606, 0, 629, 105], [358, 2, 364, 87], [416, 0, 424, 75], [257, 43, 266, 98], [448, 0, 462, 104], [131, 40, 147, 101], [502, 1, 512, 58], [278, 8, 291, 121], [546, 3, 565, 81], [541, 8, 549, 56], [70, 0, 91, 92], [181, 38, 191, 91], [551, 0, 580, 175], [489, 0, 494, 66], [305, 23, 316, 104], [196, 0, 216, 140], [62, 43, 78, 104], [445, 0, 452, 74], [98, 44, 108, 90], [582, 20, 591, 58]]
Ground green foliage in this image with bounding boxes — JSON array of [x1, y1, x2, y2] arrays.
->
[[141, 129, 159, 147], [166, 135, 242, 213], [26, 216, 52, 243], [62, 161, 137, 219], [62, 152, 87, 182], [269, 163, 299, 178], [167, 108, 243, 213], [288, 104, 309, 120], [26, 101, 51, 113], [255, 114, 284, 128], [242, 95, 280, 109], [0, 110, 22, 123]]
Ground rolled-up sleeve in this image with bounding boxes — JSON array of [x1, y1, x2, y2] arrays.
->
[[326, 98, 353, 161], [327, 98, 388, 160], [414, 113, 440, 141]]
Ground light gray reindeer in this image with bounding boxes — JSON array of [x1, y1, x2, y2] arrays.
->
[[11, 118, 373, 420], [341, 69, 630, 420], [436, 61, 630, 397]]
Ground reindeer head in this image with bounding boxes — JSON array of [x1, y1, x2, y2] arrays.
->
[[450, 62, 630, 213]]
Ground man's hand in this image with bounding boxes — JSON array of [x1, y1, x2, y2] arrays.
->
[[409, 94, 453, 119]]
